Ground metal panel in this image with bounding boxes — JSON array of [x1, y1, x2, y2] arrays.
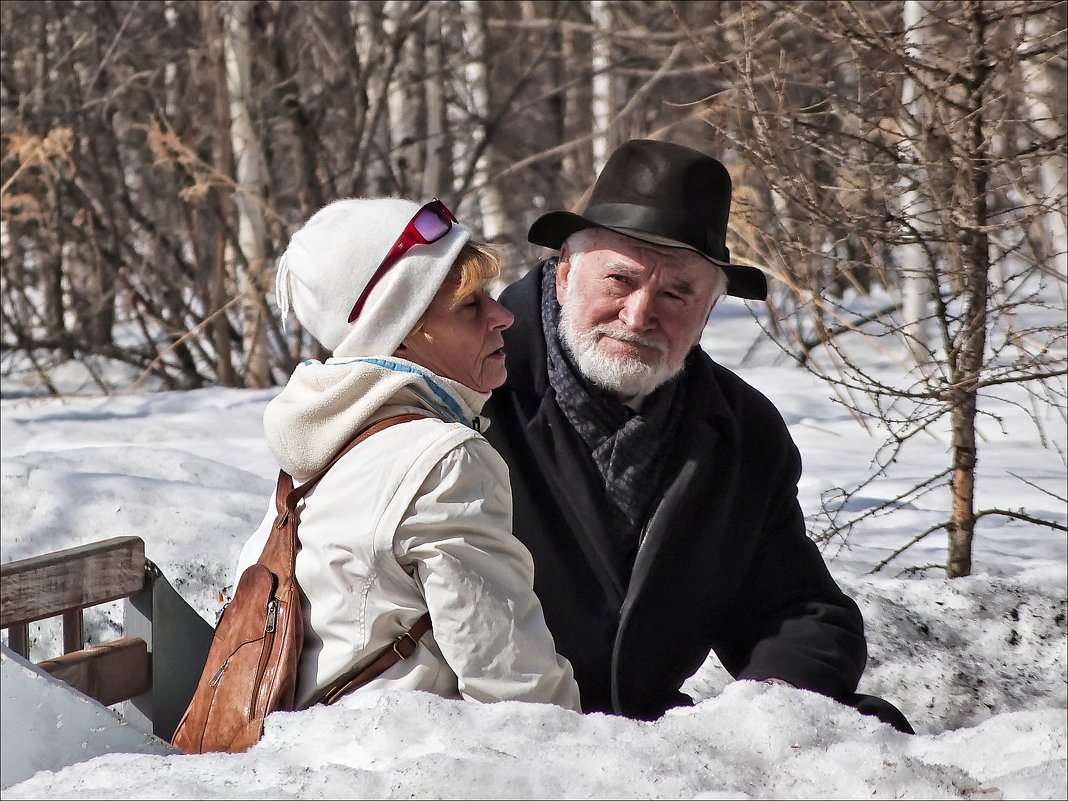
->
[[0, 644, 176, 791], [123, 562, 215, 742]]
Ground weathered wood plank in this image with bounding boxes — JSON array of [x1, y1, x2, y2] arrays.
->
[[63, 610, 84, 653], [0, 537, 146, 627], [37, 636, 150, 707]]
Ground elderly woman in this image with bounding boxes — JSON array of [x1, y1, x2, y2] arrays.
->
[[234, 197, 580, 711]]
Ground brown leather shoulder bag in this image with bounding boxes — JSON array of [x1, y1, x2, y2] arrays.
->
[[171, 413, 431, 754]]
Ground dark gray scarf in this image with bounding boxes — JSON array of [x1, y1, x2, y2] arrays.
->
[[541, 259, 685, 554]]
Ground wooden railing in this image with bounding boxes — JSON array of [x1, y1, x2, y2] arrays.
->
[[2, 535, 215, 742], [1, 536, 152, 707]]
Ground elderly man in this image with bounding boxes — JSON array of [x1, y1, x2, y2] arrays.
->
[[483, 139, 913, 733]]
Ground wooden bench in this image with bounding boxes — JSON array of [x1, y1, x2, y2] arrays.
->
[[0, 536, 213, 741]]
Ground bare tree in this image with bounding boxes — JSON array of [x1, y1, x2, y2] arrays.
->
[[698, 0, 1067, 577]]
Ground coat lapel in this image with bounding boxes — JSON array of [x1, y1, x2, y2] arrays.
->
[[626, 418, 720, 608], [525, 395, 628, 609], [622, 356, 734, 616]]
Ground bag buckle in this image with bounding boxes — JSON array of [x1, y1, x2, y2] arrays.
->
[[392, 630, 419, 660]]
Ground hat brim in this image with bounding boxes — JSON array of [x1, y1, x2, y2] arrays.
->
[[529, 210, 768, 301]]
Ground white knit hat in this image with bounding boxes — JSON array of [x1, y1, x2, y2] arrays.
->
[[275, 197, 471, 358]]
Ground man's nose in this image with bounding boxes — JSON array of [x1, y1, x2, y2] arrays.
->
[[618, 290, 655, 331]]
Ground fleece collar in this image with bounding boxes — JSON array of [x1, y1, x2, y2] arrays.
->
[[264, 356, 490, 481]]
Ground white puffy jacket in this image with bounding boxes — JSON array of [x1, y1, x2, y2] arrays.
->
[[235, 356, 580, 711]]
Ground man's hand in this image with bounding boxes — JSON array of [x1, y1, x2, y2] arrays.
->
[[763, 678, 796, 688]]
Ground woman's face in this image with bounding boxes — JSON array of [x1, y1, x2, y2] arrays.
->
[[398, 279, 515, 393]]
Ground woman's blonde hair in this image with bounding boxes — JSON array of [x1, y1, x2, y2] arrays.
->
[[407, 242, 502, 343], [449, 241, 501, 301]]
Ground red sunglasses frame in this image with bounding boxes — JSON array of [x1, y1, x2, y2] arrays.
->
[[347, 199, 458, 324]]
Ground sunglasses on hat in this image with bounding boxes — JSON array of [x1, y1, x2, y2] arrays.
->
[[348, 198, 458, 323]]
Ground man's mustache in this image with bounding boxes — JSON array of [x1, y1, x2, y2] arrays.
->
[[593, 325, 667, 353]]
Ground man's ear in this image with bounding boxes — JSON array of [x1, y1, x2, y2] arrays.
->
[[555, 245, 571, 305], [692, 294, 721, 347]]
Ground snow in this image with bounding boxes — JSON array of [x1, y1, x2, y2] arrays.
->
[[1, 302, 1065, 799]]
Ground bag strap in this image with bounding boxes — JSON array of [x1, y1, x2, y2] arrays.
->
[[314, 611, 433, 707], [269, 412, 435, 707], [273, 413, 425, 527]]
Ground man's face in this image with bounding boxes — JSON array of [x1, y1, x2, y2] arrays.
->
[[556, 228, 722, 400]]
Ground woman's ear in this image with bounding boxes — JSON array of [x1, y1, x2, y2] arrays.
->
[[395, 320, 426, 356]]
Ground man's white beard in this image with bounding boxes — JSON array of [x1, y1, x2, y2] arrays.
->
[[558, 300, 685, 400]]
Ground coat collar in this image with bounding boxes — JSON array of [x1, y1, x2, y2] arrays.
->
[[265, 356, 489, 481], [497, 259, 554, 398]]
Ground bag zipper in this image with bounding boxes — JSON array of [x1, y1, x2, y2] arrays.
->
[[208, 660, 228, 687], [249, 598, 279, 719]]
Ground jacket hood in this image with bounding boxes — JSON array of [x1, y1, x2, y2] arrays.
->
[[264, 356, 491, 481]]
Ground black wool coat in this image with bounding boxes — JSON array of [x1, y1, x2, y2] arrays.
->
[[482, 261, 868, 720]]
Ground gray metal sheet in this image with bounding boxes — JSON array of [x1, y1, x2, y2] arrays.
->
[[1, 644, 177, 790]]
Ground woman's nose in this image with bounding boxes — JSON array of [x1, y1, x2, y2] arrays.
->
[[486, 296, 514, 331]]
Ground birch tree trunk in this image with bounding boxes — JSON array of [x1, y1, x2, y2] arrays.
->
[[163, 1, 181, 121], [590, 0, 613, 175], [1021, 14, 1068, 304], [896, 0, 936, 367], [223, 0, 270, 387], [34, 13, 67, 355], [557, 12, 591, 186], [422, 2, 446, 198], [203, 0, 235, 386], [459, 0, 506, 245], [355, 1, 393, 195], [386, 1, 421, 197]]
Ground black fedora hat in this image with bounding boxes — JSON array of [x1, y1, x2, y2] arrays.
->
[[528, 139, 768, 301]]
